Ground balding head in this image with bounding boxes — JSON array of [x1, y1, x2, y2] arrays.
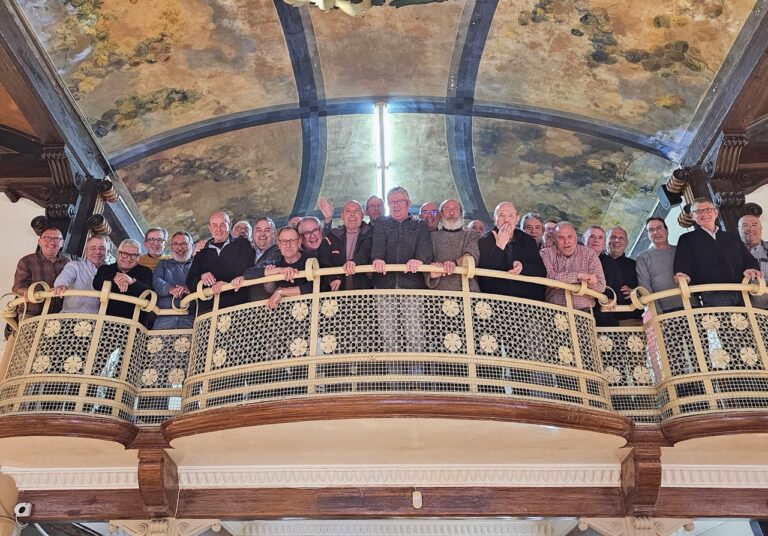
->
[[739, 214, 763, 248], [209, 211, 231, 242], [555, 222, 578, 257], [493, 202, 519, 229]]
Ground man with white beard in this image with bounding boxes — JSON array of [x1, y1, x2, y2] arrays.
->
[[427, 199, 479, 291]]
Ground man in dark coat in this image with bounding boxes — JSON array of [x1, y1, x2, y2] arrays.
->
[[93, 238, 153, 324], [318, 200, 373, 291], [674, 198, 762, 307], [186, 211, 254, 313], [477, 201, 547, 301], [584, 225, 622, 327]]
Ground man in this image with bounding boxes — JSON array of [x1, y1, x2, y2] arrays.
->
[[467, 220, 486, 236], [365, 195, 384, 223], [606, 226, 643, 325], [186, 211, 254, 312], [477, 202, 546, 301], [372, 186, 433, 355], [153, 231, 195, 329], [540, 222, 606, 311], [419, 202, 439, 232], [53, 234, 110, 314], [287, 215, 302, 227], [371, 186, 433, 289], [543, 219, 558, 248], [252, 217, 280, 266], [520, 212, 544, 247], [93, 239, 153, 323], [138, 227, 169, 270], [738, 214, 768, 309], [674, 198, 761, 307], [636, 217, 682, 313], [13, 226, 70, 316], [237, 226, 314, 308], [318, 200, 373, 291], [428, 199, 479, 291], [232, 220, 252, 240], [583, 225, 622, 326], [297, 216, 324, 257]]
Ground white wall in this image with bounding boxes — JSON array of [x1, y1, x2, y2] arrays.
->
[[0, 196, 48, 357]]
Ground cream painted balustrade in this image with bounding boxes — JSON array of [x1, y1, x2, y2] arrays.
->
[[2, 260, 768, 429]]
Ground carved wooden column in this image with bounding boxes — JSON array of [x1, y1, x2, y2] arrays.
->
[[710, 132, 749, 231]]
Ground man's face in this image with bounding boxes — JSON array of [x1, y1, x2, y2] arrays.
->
[[691, 201, 718, 231], [84, 238, 107, 266], [38, 229, 63, 259], [117, 245, 140, 272], [144, 230, 165, 256], [556, 226, 578, 256], [253, 220, 275, 250], [468, 220, 486, 235], [277, 229, 301, 259], [298, 220, 323, 251], [342, 202, 363, 232], [209, 213, 230, 242], [646, 220, 669, 248], [419, 203, 439, 231], [585, 228, 606, 256], [387, 191, 411, 222], [523, 218, 543, 242], [440, 200, 463, 230], [366, 197, 384, 221], [543, 222, 557, 246], [607, 228, 628, 257], [170, 235, 192, 263], [739, 215, 763, 247], [232, 222, 251, 239], [494, 203, 519, 229]]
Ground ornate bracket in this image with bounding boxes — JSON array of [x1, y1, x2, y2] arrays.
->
[[578, 517, 693, 536], [109, 519, 221, 536], [137, 449, 179, 516]]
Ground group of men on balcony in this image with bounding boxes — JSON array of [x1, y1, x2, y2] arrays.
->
[[9, 190, 767, 329]]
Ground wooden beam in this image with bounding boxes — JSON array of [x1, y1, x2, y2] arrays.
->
[[0, 125, 41, 156], [0, 155, 51, 179]]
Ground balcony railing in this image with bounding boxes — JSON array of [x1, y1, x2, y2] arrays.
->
[[1, 259, 767, 433]]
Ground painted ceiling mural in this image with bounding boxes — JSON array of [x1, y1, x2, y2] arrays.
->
[[13, 0, 763, 243]]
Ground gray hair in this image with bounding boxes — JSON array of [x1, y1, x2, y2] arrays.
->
[[118, 238, 142, 252], [254, 216, 276, 233]]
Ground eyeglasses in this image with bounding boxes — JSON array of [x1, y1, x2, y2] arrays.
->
[[692, 207, 716, 215], [420, 210, 438, 217], [300, 228, 321, 238], [118, 251, 140, 259], [389, 199, 409, 206], [170, 242, 189, 247], [145, 237, 165, 243], [278, 238, 300, 246], [40, 236, 63, 243]]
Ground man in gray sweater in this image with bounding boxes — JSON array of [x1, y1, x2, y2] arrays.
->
[[635, 217, 682, 313]]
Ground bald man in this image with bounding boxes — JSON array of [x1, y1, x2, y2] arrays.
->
[[477, 201, 546, 301], [739, 214, 768, 308], [186, 211, 255, 312]]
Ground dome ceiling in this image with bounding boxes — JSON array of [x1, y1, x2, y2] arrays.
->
[[15, 0, 761, 240]]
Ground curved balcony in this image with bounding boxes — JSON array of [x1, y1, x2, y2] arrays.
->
[[1, 260, 768, 445]]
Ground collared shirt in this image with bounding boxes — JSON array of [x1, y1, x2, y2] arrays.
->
[[54, 259, 101, 314], [748, 240, 768, 279], [13, 251, 70, 316], [540, 245, 606, 310]]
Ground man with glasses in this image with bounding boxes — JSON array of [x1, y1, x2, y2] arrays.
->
[[738, 213, 768, 308], [297, 216, 324, 257], [636, 217, 682, 313], [138, 227, 169, 271], [153, 231, 195, 329], [419, 202, 439, 232], [674, 198, 761, 307], [186, 211, 254, 312], [53, 235, 110, 314], [12, 226, 71, 316], [93, 238, 153, 322], [365, 195, 385, 223]]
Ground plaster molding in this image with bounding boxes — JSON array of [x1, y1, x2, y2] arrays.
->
[[110, 519, 221, 536], [662, 464, 768, 488], [222, 519, 578, 536], [1, 466, 138, 490], [178, 464, 621, 488], [577, 517, 694, 536]]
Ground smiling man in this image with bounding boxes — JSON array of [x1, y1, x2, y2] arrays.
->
[[318, 200, 373, 291], [674, 198, 761, 307], [93, 238, 153, 322], [53, 234, 110, 314], [13, 226, 71, 316]]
